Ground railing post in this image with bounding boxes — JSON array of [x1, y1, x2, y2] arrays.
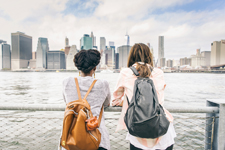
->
[[206, 99, 225, 150], [218, 103, 225, 150], [206, 100, 219, 150]]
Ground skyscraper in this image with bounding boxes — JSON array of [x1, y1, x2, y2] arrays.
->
[[65, 37, 69, 47], [125, 33, 130, 45], [64, 46, 70, 55], [109, 41, 114, 47], [221, 40, 225, 64], [166, 59, 173, 68], [47, 51, 66, 69], [36, 37, 49, 69], [147, 43, 155, 66], [80, 34, 93, 50], [32, 52, 36, 59], [160, 58, 166, 68], [90, 32, 96, 47], [211, 40, 225, 66], [158, 36, 164, 67], [100, 37, 106, 67], [115, 53, 119, 69], [66, 45, 78, 70], [0, 41, 11, 70], [118, 45, 132, 68], [105, 46, 115, 69], [11, 32, 32, 70], [93, 37, 96, 47]]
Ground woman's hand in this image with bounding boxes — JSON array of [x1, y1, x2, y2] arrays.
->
[[112, 99, 123, 107]]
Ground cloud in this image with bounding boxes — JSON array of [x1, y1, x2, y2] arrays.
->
[[0, 0, 225, 60]]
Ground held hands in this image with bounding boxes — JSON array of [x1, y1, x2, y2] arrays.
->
[[111, 99, 123, 107]]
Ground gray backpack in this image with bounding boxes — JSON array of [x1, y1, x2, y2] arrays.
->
[[124, 66, 170, 138]]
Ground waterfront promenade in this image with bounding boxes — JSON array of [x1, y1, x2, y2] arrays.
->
[[0, 100, 224, 150]]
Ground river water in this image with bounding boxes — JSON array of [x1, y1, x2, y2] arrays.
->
[[0, 72, 225, 106], [0, 72, 225, 149]]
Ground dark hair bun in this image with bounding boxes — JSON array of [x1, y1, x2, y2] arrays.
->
[[74, 49, 101, 74]]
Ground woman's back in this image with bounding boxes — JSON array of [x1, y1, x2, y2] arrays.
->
[[62, 76, 111, 150]]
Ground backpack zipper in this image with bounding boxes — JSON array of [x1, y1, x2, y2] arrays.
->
[[81, 109, 98, 142], [88, 131, 98, 141], [65, 109, 78, 115]]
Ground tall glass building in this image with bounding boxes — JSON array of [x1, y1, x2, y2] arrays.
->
[[0, 42, 11, 70], [80, 34, 93, 50], [118, 45, 132, 69], [66, 45, 78, 70], [47, 51, 66, 69], [11, 32, 32, 70], [36, 37, 49, 69]]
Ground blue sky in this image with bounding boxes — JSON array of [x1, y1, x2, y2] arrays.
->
[[63, 0, 99, 18], [152, 0, 225, 13], [0, 0, 225, 59]]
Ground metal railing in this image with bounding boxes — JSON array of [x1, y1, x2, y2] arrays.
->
[[0, 100, 224, 150]]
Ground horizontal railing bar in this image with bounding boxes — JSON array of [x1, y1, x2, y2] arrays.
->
[[0, 104, 219, 113], [165, 106, 219, 113]]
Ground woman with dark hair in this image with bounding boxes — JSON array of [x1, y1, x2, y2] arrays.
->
[[62, 49, 111, 150], [112, 43, 176, 150]]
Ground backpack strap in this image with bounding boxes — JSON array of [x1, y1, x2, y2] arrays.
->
[[98, 106, 104, 127], [74, 78, 82, 100], [74, 78, 103, 125], [130, 66, 139, 76], [126, 95, 130, 105], [83, 80, 97, 100]]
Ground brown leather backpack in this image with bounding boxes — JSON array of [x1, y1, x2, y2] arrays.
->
[[60, 78, 103, 150]]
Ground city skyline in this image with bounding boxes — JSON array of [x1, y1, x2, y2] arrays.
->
[[0, 0, 225, 60], [0, 30, 223, 70]]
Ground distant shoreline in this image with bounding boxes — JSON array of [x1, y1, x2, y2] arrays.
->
[[1, 69, 225, 74], [167, 70, 225, 74]]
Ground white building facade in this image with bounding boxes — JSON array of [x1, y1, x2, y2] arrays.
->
[[66, 45, 78, 70], [191, 49, 211, 68], [211, 40, 225, 66]]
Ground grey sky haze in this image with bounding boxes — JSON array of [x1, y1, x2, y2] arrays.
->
[[0, 0, 225, 59]]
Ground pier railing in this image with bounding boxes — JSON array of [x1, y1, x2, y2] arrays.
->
[[0, 100, 224, 150]]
